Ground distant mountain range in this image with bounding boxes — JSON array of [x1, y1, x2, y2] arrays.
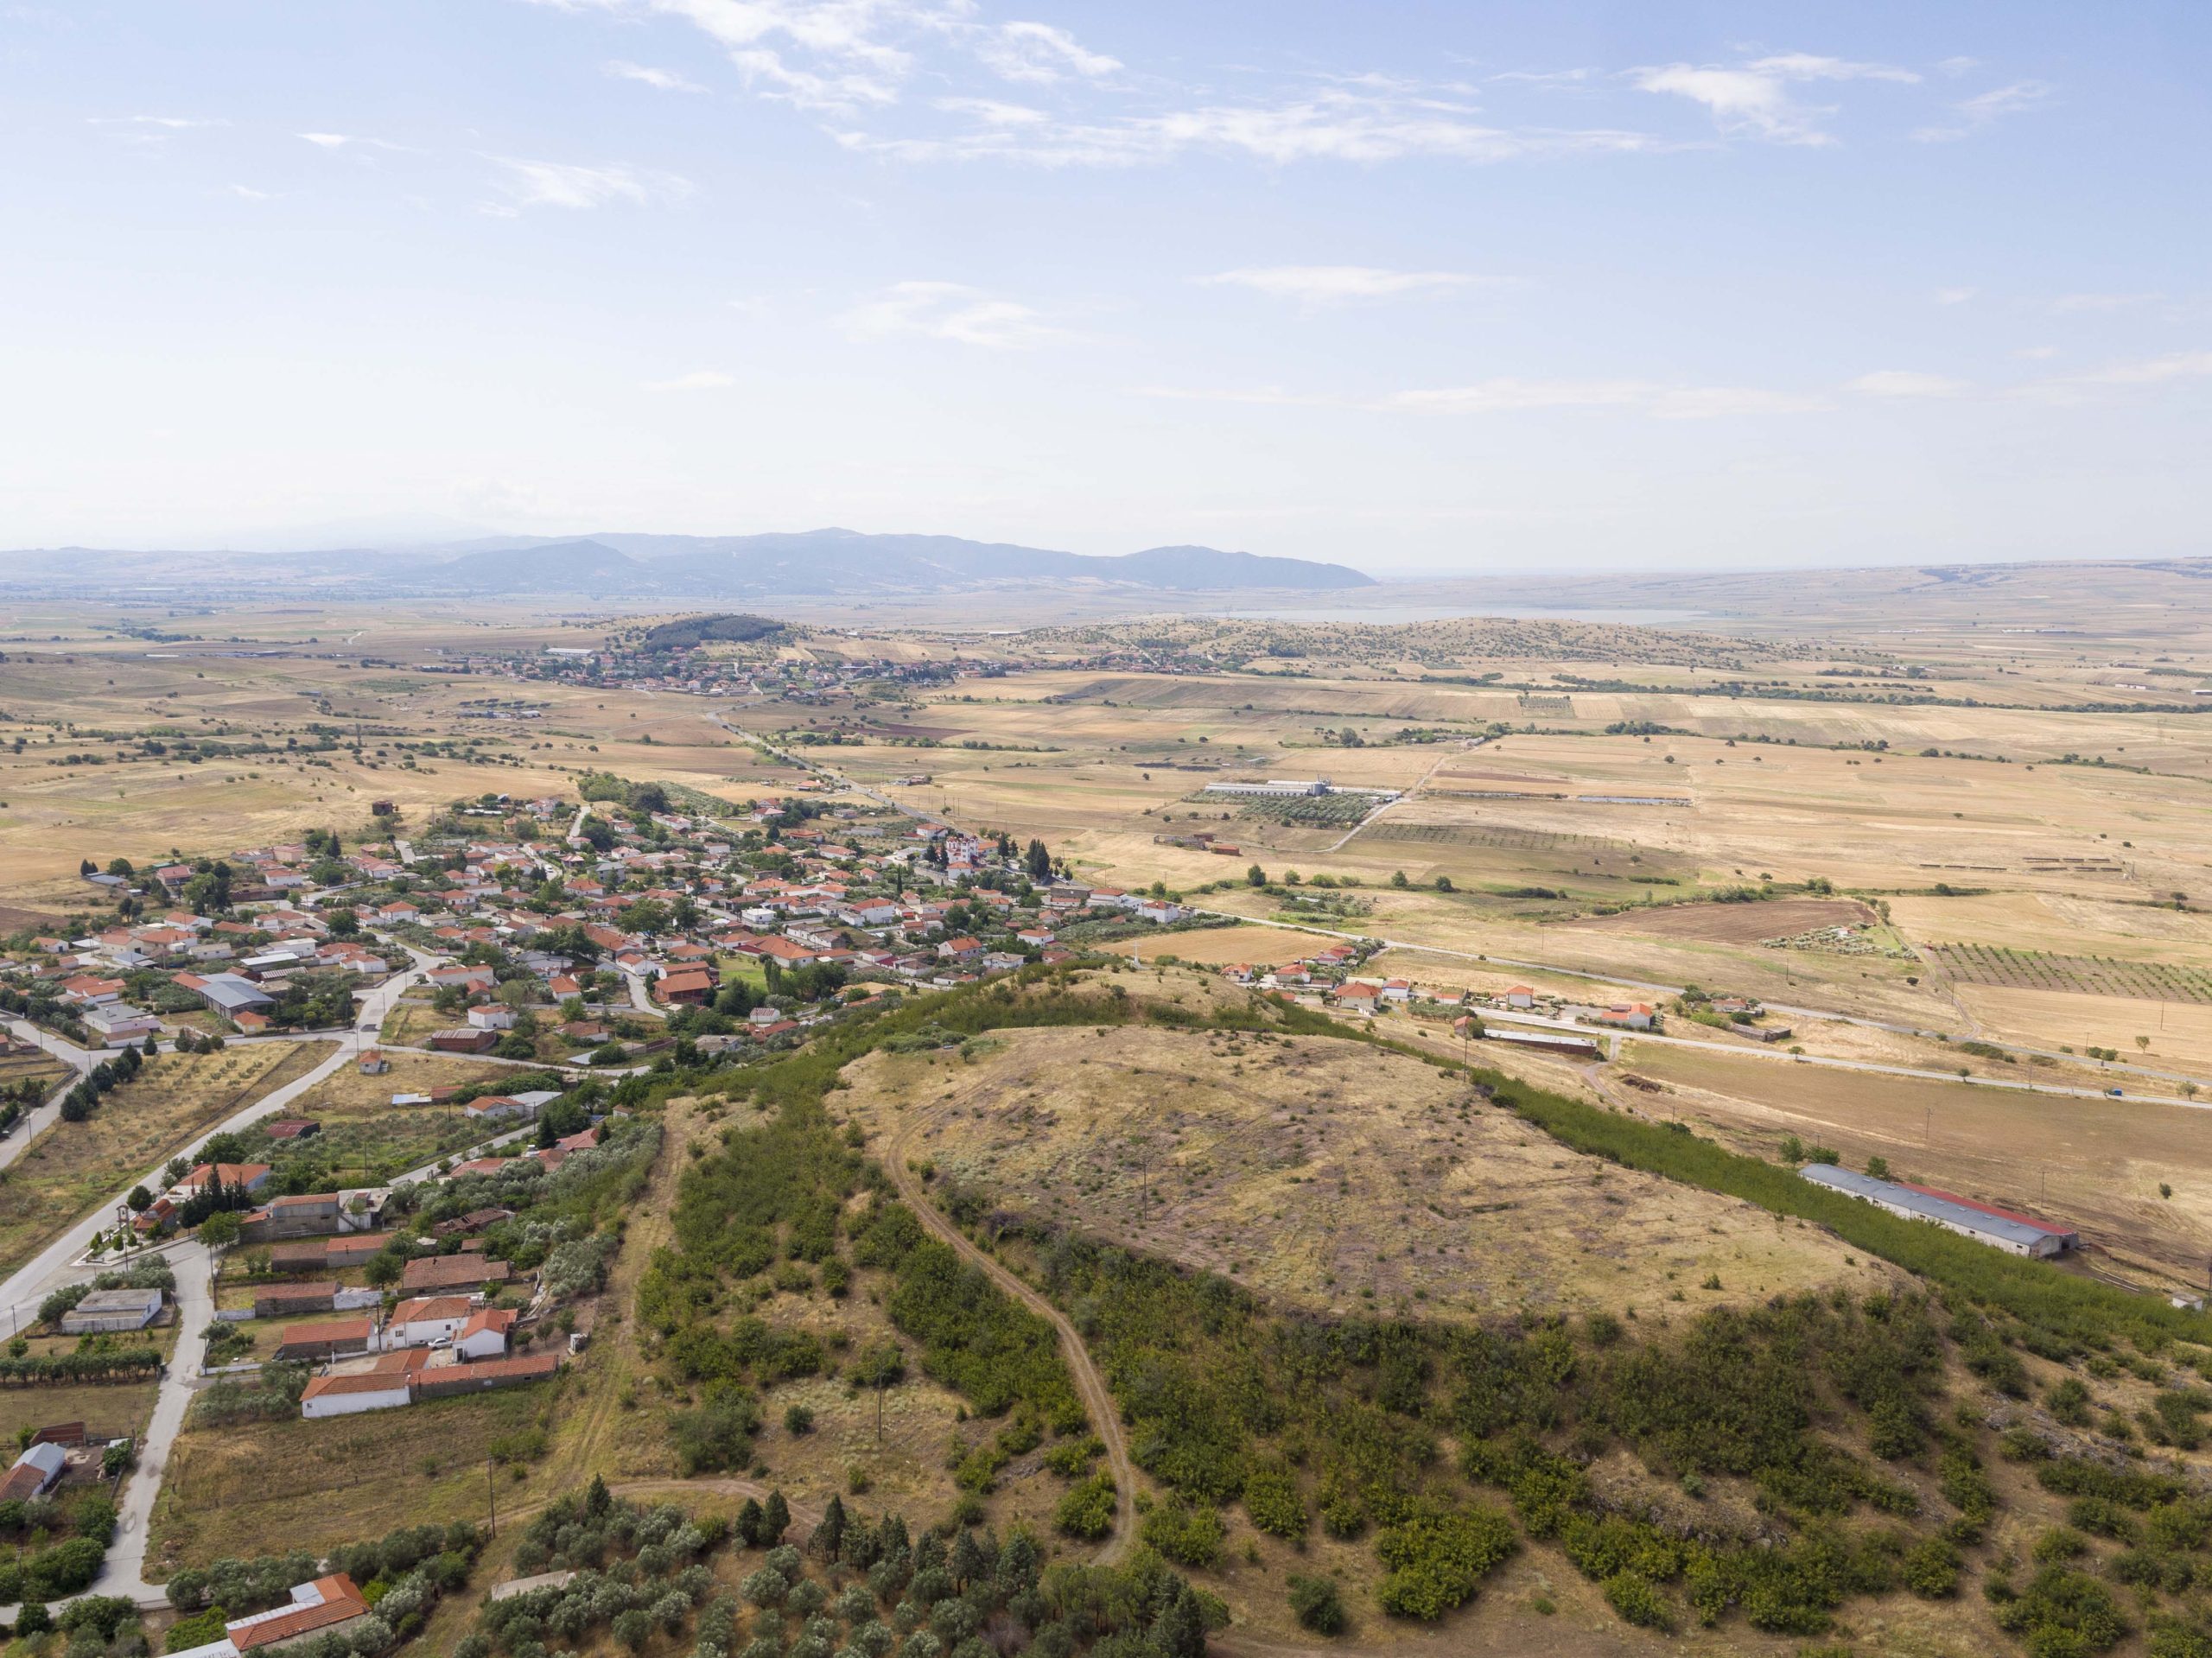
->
[[0, 528, 1375, 597]]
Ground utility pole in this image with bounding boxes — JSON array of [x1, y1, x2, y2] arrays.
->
[[487, 1455, 497, 1538]]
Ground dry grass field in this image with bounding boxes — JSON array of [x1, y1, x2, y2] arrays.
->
[[149, 1386, 553, 1574], [0, 1041, 314, 1272], [0, 1376, 162, 1451], [285, 1050, 512, 1115], [837, 1023, 1885, 1321]]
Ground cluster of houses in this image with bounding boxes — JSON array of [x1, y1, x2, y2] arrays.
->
[[17, 873, 396, 1045], [282, 802, 1199, 1053]]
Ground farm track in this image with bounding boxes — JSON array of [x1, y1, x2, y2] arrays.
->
[[882, 1100, 1136, 1566]]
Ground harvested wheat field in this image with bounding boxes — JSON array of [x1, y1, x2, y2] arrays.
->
[[840, 1023, 1885, 1321]]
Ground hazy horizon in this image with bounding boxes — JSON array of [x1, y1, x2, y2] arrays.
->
[[3, 1, 2207, 574]]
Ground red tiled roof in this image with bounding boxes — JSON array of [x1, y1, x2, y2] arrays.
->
[[459, 1307, 516, 1341], [390, 1295, 474, 1324], [301, 1371, 411, 1401], [231, 1577, 371, 1650], [276, 1316, 374, 1348], [401, 1255, 512, 1291]]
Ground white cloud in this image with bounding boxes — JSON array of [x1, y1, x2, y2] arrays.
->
[[298, 132, 416, 152], [643, 369, 737, 391], [1632, 51, 1917, 145], [2064, 351, 2212, 386], [841, 281, 1066, 349], [1645, 385, 1832, 419], [979, 20, 1120, 85], [2013, 345, 2059, 359], [842, 87, 1661, 167], [1935, 286, 1977, 305], [225, 183, 274, 200], [2050, 291, 2159, 314], [1913, 79, 2050, 142], [1200, 265, 1477, 307], [1146, 378, 1827, 419], [1389, 378, 1825, 417], [485, 156, 696, 210], [1847, 370, 1970, 397], [607, 60, 706, 92], [1744, 53, 1921, 85], [931, 96, 1049, 126], [1487, 67, 1597, 86], [1131, 384, 1335, 408], [629, 0, 965, 111], [90, 114, 228, 129]]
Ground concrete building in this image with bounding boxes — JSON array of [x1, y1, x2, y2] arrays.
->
[[59, 1286, 163, 1334], [1798, 1165, 2078, 1257]]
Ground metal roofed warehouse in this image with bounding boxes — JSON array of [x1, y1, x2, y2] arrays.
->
[[1799, 1164, 2077, 1258]]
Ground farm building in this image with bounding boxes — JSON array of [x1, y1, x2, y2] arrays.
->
[[298, 1370, 414, 1420], [0, 1443, 67, 1502], [1199, 778, 1403, 799], [273, 1316, 378, 1363], [414, 1352, 559, 1399], [400, 1254, 513, 1293], [169, 1572, 375, 1655], [59, 1286, 163, 1334], [1799, 1165, 2078, 1257], [253, 1283, 341, 1319]]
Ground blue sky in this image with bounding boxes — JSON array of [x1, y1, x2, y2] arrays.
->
[[3, 2, 2207, 574]]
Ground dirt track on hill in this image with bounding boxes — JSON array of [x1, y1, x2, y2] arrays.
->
[[883, 1102, 1136, 1566]]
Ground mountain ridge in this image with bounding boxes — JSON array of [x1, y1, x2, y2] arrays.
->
[[0, 528, 1374, 595]]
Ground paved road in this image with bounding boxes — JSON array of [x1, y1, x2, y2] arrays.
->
[[884, 1102, 1135, 1565], [622, 971, 668, 1022], [93, 1239, 213, 1606], [0, 1021, 94, 1176], [5, 1017, 95, 1071]]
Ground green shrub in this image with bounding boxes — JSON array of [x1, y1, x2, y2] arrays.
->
[[1602, 1572, 1673, 1631], [1900, 1535, 1961, 1598], [1374, 1502, 1517, 1620], [1141, 1503, 1225, 1568], [1242, 1463, 1308, 1539], [1043, 1436, 1103, 1477], [1987, 1565, 2126, 1657], [1054, 1474, 1116, 1540], [1287, 1575, 1345, 1636], [2048, 1377, 2093, 1426]]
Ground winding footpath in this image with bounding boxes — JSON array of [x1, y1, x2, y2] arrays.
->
[[882, 1101, 1136, 1566]]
